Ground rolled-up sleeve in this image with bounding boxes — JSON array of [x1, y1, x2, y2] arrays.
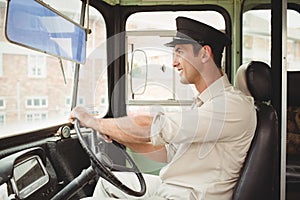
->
[[150, 109, 207, 145], [150, 112, 178, 145]]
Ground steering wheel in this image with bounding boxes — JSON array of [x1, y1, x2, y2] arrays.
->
[[74, 119, 146, 197]]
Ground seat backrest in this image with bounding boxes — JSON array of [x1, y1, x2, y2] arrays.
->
[[232, 61, 278, 200]]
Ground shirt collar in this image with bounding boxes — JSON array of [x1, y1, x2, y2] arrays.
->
[[196, 74, 231, 104]]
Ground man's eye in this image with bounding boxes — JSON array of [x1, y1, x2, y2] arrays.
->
[[177, 50, 183, 55]]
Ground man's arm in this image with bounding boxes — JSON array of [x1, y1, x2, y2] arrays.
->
[[69, 106, 168, 162], [69, 106, 152, 143], [98, 116, 152, 144]]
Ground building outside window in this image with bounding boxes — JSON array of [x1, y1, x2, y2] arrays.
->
[[0, 113, 5, 126], [28, 55, 47, 77], [65, 97, 85, 107], [0, 98, 5, 109], [26, 97, 48, 108], [25, 112, 47, 122], [0, 54, 3, 76]]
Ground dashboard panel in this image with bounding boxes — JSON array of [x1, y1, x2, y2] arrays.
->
[[0, 134, 94, 200], [0, 147, 57, 199], [11, 155, 49, 199]]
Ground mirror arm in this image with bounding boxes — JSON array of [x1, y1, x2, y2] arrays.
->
[[71, 64, 80, 110], [59, 58, 67, 85]]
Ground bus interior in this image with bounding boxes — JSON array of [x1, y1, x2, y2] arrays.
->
[[0, 0, 299, 199]]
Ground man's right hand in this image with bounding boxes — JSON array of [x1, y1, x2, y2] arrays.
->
[[69, 106, 97, 129], [69, 106, 113, 143]]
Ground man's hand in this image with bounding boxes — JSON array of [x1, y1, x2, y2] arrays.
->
[[69, 106, 97, 129], [69, 106, 112, 142]]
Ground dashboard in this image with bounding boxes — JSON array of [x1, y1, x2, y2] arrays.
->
[[12, 155, 49, 199], [0, 133, 96, 200], [0, 147, 57, 199]]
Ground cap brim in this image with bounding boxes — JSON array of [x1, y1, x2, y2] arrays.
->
[[164, 37, 198, 47]]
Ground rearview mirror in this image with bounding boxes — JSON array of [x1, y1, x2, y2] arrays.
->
[[5, 0, 86, 64]]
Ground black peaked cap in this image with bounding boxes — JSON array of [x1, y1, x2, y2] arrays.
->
[[165, 17, 231, 51]]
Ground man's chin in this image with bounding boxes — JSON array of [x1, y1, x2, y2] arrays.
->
[[180, 77, 190, 84]]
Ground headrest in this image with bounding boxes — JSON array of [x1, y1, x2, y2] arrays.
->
[[236, 61, 272, 102]]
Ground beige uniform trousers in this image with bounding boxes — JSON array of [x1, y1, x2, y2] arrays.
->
[[81, 172, 166, 200]]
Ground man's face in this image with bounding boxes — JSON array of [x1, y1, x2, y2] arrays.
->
[[173, 44, 202, 84]]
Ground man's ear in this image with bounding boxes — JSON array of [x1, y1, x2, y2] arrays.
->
[[200, 45, 213, 62], [203, 45, 213, 58]]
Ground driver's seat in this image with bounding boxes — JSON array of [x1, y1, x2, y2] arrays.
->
[[232, 61, 278, 200]]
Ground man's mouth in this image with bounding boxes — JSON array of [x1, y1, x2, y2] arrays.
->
[[178, 68, 183, 75]]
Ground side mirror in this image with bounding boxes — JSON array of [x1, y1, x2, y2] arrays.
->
[[5, 0, 86, 64], [130, 49, 148, 99]]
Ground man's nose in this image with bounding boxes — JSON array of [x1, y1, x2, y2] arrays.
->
[[173, 56, 180, 68], [173, 60, 179, 68]]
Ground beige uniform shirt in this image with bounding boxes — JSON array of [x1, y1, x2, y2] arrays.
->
[[150, 75, 257, 200]]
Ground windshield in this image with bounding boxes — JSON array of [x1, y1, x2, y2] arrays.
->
[[0, 0, 108, 137]]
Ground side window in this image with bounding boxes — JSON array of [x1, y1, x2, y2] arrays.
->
[[286, 10, 300, 71], [286, 10, 300, 159], [126, 11, 227, 116], [242, 9, 300, 70], [125, 11, 228, 175], [242, 8, 300, 160], [242, 10, 271, 65]]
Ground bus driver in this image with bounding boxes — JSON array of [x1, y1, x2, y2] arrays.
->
[[69, 17, 257, 200]]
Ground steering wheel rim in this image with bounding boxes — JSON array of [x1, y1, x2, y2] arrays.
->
[[74, 119, 147, 197]]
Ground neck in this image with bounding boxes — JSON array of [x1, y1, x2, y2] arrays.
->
[[195, 65, 223, 94]]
